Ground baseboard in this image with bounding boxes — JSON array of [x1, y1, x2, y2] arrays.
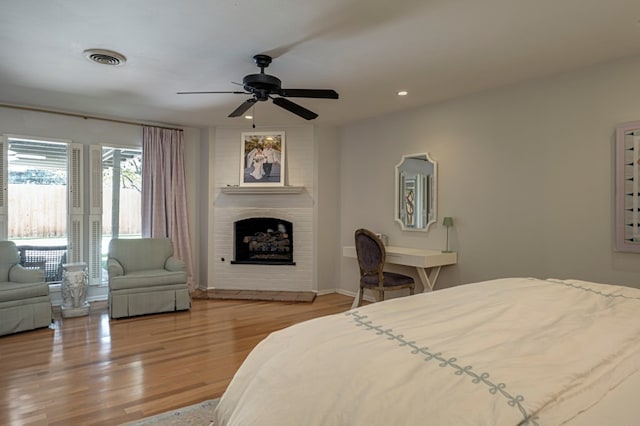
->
[[336, 288, 375, 303], [195, 289, 317, 303], [336, 289, 356, 297]]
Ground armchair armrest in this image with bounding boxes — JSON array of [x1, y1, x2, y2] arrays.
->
[[9, 264, 45, 283], [165, 256, 186, 272], [107, 258, 124, 277]]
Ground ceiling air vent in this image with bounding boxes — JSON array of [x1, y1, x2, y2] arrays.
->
[[83, 49, 127, 66]]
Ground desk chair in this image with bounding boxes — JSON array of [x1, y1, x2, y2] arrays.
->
[[354, 228, 415, 307]]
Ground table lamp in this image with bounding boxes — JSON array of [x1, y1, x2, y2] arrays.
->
[[442, 217, 454, 253]]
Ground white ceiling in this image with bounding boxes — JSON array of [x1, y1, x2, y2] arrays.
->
[[1, 0, 640, 129]]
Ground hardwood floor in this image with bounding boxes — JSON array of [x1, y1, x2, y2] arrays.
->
[[0, 293, 353, 425]]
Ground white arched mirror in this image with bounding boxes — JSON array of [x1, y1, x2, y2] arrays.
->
[[395, 153, 437, 232]]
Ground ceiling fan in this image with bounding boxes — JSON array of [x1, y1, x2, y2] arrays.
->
[[177, 54, 339, 120]]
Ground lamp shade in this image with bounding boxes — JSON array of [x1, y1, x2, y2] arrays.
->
[[442, 217, 454, 227]]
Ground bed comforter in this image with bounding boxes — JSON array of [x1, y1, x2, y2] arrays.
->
[[214, 277, 640, 425]]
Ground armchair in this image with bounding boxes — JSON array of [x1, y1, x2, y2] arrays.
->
[[0, 241, 52, 336], [107, 238, 191, 319]]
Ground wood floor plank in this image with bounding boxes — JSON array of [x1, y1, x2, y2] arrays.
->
[[0, 293, 353, 425]]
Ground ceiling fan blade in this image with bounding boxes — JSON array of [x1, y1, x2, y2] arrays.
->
[[279, 89, 339, 99], [228, 98, 257, 117], [177, 91, 247, 95], [272, 97, 318, 120]]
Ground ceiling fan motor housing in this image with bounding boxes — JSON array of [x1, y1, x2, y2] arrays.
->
[[243, 73, 282, 101]]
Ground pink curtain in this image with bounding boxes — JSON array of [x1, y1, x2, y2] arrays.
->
[[142, 126, 194, 289]]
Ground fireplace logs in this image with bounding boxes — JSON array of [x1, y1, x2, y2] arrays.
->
[[231, 218, 295, 265]]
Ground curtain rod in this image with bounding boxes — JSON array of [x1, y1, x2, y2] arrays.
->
[[0, 102, 184, 132]]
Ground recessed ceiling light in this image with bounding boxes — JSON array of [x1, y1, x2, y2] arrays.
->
[[397, 90, 408, 96], [83, 49, 127, 66]]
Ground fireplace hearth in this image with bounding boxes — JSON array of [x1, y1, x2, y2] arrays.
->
[[232, 218, 295, 265]]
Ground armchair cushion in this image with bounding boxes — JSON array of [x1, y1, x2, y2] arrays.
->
[[0, 241, 20, 282], [0, 280, 49, 303], [10, 264, 46, 283], [165, 256, 187, 272], [110, 269, 187, 290], [107, 258, 124, 278]]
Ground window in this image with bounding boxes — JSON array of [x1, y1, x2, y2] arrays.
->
[[0, 136, 141, 286], [102, 147, 142, 239], [2, 136, 74, 284], [91, 146, 142, 284]]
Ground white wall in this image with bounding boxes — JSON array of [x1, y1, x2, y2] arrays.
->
[[198, 127, 216, 291], [338, 55, 640, 295], [315, 125, 341, 294]]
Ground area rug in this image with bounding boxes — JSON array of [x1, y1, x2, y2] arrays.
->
[[122, 398, 219, 426]]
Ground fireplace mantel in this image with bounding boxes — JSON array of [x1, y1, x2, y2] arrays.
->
[[220, 186, 304, 195]]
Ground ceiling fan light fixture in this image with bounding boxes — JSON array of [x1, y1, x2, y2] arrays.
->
[[83, 49, 127, 66], [397, 90, 408, 96], [178, 54, 338, 120]]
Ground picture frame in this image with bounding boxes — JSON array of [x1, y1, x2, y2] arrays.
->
[[240, 131, 285, 187]]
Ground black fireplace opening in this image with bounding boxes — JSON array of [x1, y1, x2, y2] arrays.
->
[[231, 218, 295, 265]]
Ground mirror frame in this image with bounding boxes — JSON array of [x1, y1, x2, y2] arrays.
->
[[394, 152, 437, 232]]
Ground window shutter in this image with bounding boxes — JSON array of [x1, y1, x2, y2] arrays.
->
[[89, 145, 102, 214], [69, 144, 83, 215], [0, 136, 6, 212], [88, 216, 102, 284], [88, 145, 103, 284], [0, 136, 6, 240], [69, 216, 83, 263], [68, 143, 83, 263]]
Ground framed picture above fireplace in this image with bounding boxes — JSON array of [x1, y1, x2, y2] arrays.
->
[[240, 131, 285, 187]]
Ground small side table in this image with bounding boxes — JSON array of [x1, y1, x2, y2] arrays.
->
[[61, 262, 90, 318]]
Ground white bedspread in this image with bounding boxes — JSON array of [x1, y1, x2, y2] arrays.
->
[[214, 278, 640, 425]]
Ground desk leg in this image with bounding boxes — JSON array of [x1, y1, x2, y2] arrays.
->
[[351, 289, 361, 309], [416, 266, 442, 292]]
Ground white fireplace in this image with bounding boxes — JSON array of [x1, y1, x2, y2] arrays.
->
[[213, 203, 313, 292], [210, 126, 316, 293]]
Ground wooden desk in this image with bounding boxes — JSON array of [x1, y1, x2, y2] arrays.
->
[[343, 246, 457, 308]]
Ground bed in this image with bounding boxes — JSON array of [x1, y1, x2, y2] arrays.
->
[[214, 277, 640, 425]]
